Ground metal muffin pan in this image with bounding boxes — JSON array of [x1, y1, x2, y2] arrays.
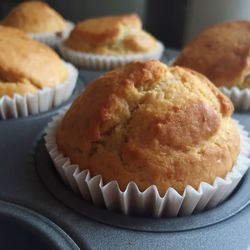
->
[[0, 50, 250, 250], [0, 200, 79, 250]]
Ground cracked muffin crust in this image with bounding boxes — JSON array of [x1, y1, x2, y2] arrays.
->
[[174, 20, 250, 88], [56, 60, 240, 195], [2, 1, 66, 33], [0, 25, 68, 98], [63, 14, 158, 55]]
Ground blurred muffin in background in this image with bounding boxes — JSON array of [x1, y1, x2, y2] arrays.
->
[[2, 1, 74, 47], [60, 14, 164, 69], [174, 20, 250, 109], [174, 20, 250, 89], [0, 25, 78, 119]]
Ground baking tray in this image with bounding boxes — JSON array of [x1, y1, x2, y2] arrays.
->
[[0, 49, 250, 250]]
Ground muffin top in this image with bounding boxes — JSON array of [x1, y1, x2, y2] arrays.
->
[[64, 14, 158, 54], [57, 60, 240, 195], [2, 1, 66, 33], [174, 20, 250, 88], [0, 26, 68, 98]]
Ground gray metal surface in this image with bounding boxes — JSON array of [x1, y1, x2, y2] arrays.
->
[[0, 49, 250, 250], [0, 200, 80, 250]]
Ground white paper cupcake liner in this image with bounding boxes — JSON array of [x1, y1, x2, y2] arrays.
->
[[219, 87, 250, 110], [59, 41, 164, 70], [0, 62, 78, 119], [44, 110, 250, 218], [28, 21, 74, 48]]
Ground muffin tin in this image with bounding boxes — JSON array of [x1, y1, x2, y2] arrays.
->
[[1, 49, 250, 250]]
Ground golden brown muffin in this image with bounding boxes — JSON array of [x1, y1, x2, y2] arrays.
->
[[174, 20, 250, 88], [0, 25, 68, 98], [56, 60, 240, 196], [2, 1, 66, 33], [64, 14, 158, 55]]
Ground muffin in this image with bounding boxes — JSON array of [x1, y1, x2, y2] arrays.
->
[[45, 61, 250, 217], [174, 20, 250, 109], [2, 1, 74, 47], [45, 60, 250, 217], [56, 60, 240, 195], [0, 25, 78, 119], [60, 14, 164, 69]]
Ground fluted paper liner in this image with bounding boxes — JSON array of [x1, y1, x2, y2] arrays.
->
[[220, 87, 250, 110], [59, 41, 164, 70], [0, 62, 78, 119], [28, 21, 74, 48], [45, 111, 250, 217]]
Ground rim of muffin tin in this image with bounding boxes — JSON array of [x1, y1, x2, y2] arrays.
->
[[0, 77, 84, 122], [0, 200, 80, 250], [35, 137, 250, 233]]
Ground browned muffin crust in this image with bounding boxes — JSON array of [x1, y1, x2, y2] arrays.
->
[[64, 14, 158, 55], [57, 60, 240, 195], [0, 25, 68, 97], [2, 1, 66, 33], [174, 20, 250, 88]]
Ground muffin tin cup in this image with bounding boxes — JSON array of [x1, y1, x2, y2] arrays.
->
[[58, 41, 165, 70], [0, 62, 78, 120], [220, 87, 250, 110], [28, 21, 74, 48], [44, 110, 250, 218]]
